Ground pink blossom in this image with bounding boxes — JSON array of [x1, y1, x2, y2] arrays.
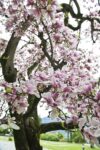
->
[[53, 33, 62, 43], [95, 91, 100, 101], [83, 84, 92, 94], [27, 0, 34, 6], [42, 92, 55, 106]]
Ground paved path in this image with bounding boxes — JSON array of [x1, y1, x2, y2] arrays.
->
[[0, 141, 15, 150], [0, 141, 48, 150]]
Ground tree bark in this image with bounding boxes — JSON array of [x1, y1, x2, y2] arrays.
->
[[13, 115, 30, 150], [0, 21, 29, 83], [24, 106, 42, 150], [40, 121, 78, 134], [13, 111, 43, 150], [13, 114, 78, 150]]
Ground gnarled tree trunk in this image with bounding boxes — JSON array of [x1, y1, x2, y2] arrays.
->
[[24, 106, 42, 150], [13, 107, 42, 150]]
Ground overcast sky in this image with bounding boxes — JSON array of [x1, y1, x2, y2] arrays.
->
[[58, 0, 68, 3]]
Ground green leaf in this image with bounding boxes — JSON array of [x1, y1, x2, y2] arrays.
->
[[5, 87, 12, 93]]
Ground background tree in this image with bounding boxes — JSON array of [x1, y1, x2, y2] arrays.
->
[[0, 0, 100, 150]]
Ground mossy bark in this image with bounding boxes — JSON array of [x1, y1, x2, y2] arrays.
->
[[13, 108, 42, 150], [24, 106, 42, 150], [13, 125, 29, 150], [13, 115, 29, 150]]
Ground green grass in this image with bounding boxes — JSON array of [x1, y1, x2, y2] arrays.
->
[[0, 136, 99, 150], [0, 136, 9, 141], [0, 136, 13, 141], [41, 140, 100, 150]]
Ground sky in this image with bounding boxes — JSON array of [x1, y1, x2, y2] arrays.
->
[[58, 0, 68, 3]]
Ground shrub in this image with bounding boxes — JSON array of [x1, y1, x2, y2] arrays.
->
[[71, 130, 85, 143], [8, 137, 13, 141], [40, 132, 64, 141]]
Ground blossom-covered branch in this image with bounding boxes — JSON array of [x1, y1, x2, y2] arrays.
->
[[0, 21, 29, 82]]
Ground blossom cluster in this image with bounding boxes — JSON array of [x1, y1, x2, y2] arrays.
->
[[0, 0, 58, 33], [1, 55, 100, 145], [0, 62, 100, 144], [0, 81, 29, 114]]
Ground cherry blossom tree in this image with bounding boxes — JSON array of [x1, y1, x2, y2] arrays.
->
[[0, 0, 100, 150]]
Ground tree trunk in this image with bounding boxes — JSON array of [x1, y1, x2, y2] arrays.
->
[[25, 119, 42, 150], [24, 107, 42, 150], [13, 115, 29, 150], [13, 127, 29, 150], [13, 108, 42, 150]]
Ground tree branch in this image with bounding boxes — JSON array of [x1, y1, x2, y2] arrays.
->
[[38, 31, 56, 69], [27, 55, 45, 76], [40, 121, 78, 134], [72, 0, 81, 15], [61, 3, 82, 19], [0, 33, 20, 82], [41, 20, 54, 58], [60, 2, 100, 37], [24, 95, 40, 118], [0, 21, 29, 82]]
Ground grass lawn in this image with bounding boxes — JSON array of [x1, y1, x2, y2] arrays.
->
[[41, 140, 100, 150], [0, 136, 99, 150], [0, 136, 13, 141]]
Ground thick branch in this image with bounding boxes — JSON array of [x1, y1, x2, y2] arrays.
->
[[24, 95, 40, 118], [72, 0, 81, 15], [0, 21, 29, 82], [40, 121, 78, 134], [66, 18, 85, 31], [61, 3, 82, 19], [61, 2, 100, 35], [0, 33, 20, 82]]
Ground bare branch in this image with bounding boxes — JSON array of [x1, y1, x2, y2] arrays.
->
[[60, 2, 100, 39], [38, 31, 56, 69], [72, 0, 81, 16], [61, 3, 82, 19], [41, 20, 54, 58]]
